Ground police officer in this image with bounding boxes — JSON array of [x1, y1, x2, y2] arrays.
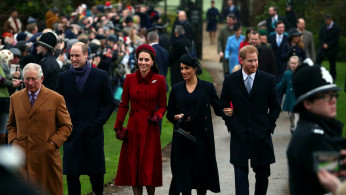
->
[[36, 31, 60, 91], [287, 64, 345, 195]]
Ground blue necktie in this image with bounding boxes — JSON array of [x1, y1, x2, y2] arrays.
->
[[245, 76, 252, 94]]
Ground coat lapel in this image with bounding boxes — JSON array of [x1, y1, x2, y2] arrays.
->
[[249, 71, 262, 97], [236, 70, 248, 96], [67, 70, 79, 93], [30, 86, 48, 116], [19, 88, 31, 114]]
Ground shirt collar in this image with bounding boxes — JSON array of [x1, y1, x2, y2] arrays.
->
[[149, 42, 158, 46], [242, 69, 256, 81], [28, 86, 41, 97], [328, 21, 334, 29]]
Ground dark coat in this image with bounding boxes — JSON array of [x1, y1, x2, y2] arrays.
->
[[56, 67, 115, 175], [39, 52, 60, 91], [222, 5, 239, 22], [268, 33, 289, 81], [317, 22, 340, 58], [152, 44, 169, 77], [169, 35, 191, 85], [265, 15, 287, 34], [276, 70, 295, 112], [220, 70, 281, 167], [287, 111, 345, 195], [257, 45, 277, 76], [158, 32, 171, 51], [167, 79, 222, 193], [114, 71, 167, 187], [281, 41, 306, 63], [171, 19, 194, 41]]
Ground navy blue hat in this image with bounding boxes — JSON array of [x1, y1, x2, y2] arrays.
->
[[292, 64, 340, 112], [16, 32, 28, 41]]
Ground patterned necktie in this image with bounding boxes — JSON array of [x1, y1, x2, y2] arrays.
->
[[30, 93, 36, 107], [245, 75, 252, 94]]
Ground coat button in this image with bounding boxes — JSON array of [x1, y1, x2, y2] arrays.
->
[[248, 127, 252, 131], [205, 128, 208, 131], [205, 116, 207, 119], [137, 91, 140, 94], [206, 104, 208, 107]]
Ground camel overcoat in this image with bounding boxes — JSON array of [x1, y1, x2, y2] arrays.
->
[[7, 85, 72, 195]]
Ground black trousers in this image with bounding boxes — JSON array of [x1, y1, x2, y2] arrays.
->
[[233, 164, 271, 195], [316, 50, 337, 80], [67, 174, 104, 195]]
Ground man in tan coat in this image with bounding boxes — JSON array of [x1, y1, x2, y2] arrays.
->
[[7, 63, 72, 195]]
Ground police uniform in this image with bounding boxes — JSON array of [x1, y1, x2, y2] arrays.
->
[[286, 64, 345, 195]]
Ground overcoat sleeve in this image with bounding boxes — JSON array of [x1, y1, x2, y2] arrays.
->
[[166, 85, 177, 125], [153, 76, 167, 119]]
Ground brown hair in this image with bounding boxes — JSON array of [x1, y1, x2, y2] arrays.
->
[[135, 50, 159, 74], [239, 45, 258, 60]]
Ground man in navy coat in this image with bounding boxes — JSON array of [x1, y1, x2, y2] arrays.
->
[[267, 21, 288, 83], [56, 42, 115, 195], [221, 45, 281, 195], [316, 15, 340, 80]]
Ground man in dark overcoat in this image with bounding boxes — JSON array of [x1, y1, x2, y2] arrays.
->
[[169, 25, 191, 86], [36, 32, 61, 91], [267, 21, 288, 83], [250, 31, 276, 76], [56, 42, 115, 195], [316, 15, 340, 80], [221, 45, 281, 195]]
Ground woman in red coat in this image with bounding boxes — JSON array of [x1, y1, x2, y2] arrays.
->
[[114, 44, 167, 195]]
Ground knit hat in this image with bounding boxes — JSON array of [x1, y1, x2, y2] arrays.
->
[[0, 49, 14, 65], [292, 64, 340, 112], [37, 32, 57, 51], [9, 48, 21, 57]]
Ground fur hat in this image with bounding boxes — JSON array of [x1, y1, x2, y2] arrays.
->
[[0, 49, 14, 65], [37, 32, 57, 51]]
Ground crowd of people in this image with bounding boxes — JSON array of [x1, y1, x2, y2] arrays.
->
[[0, 1, 344, 195]]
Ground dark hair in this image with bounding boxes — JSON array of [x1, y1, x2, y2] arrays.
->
[[233, 23, 241, 31], [245, 27, 254, 42], [180, 54, 202, 75], [227, 13, 236, 20], [324, 15, 333, 20], [275, 20, 285, 28], [135, 50, 159, 74]]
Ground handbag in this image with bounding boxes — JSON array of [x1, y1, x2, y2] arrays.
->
[[173, 116, 196, 143], [115, 127, 128, 140]]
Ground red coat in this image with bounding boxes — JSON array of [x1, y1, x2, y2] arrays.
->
[[114, 70, 167, 187]]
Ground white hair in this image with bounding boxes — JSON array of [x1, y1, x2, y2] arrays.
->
[[23, 63, 43, 79]]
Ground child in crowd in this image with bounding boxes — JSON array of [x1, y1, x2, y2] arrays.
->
[[277, 56, 299, 134]]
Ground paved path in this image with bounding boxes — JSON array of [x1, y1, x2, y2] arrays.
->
[[110, 60, 291, 195]]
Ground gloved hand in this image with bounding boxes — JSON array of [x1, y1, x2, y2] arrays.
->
[[148, 115, 159, 123], [115, 127, 128, 140]]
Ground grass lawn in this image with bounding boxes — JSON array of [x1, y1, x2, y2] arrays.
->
[[61, 68, 213, 194], [321, 61, 346, 133]]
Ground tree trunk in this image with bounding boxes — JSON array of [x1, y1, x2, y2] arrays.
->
[[240, 0, 250, 26]]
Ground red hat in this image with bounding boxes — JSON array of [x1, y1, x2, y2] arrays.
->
[[2, 32, 13, 38], [136, 44, 156, 58]]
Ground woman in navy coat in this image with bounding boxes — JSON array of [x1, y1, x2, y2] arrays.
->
[[167, 52, 223, 195], [114, 44, 167, 195]]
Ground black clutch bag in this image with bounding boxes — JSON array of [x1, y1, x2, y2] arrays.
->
[[173, 115, 196, 143]]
